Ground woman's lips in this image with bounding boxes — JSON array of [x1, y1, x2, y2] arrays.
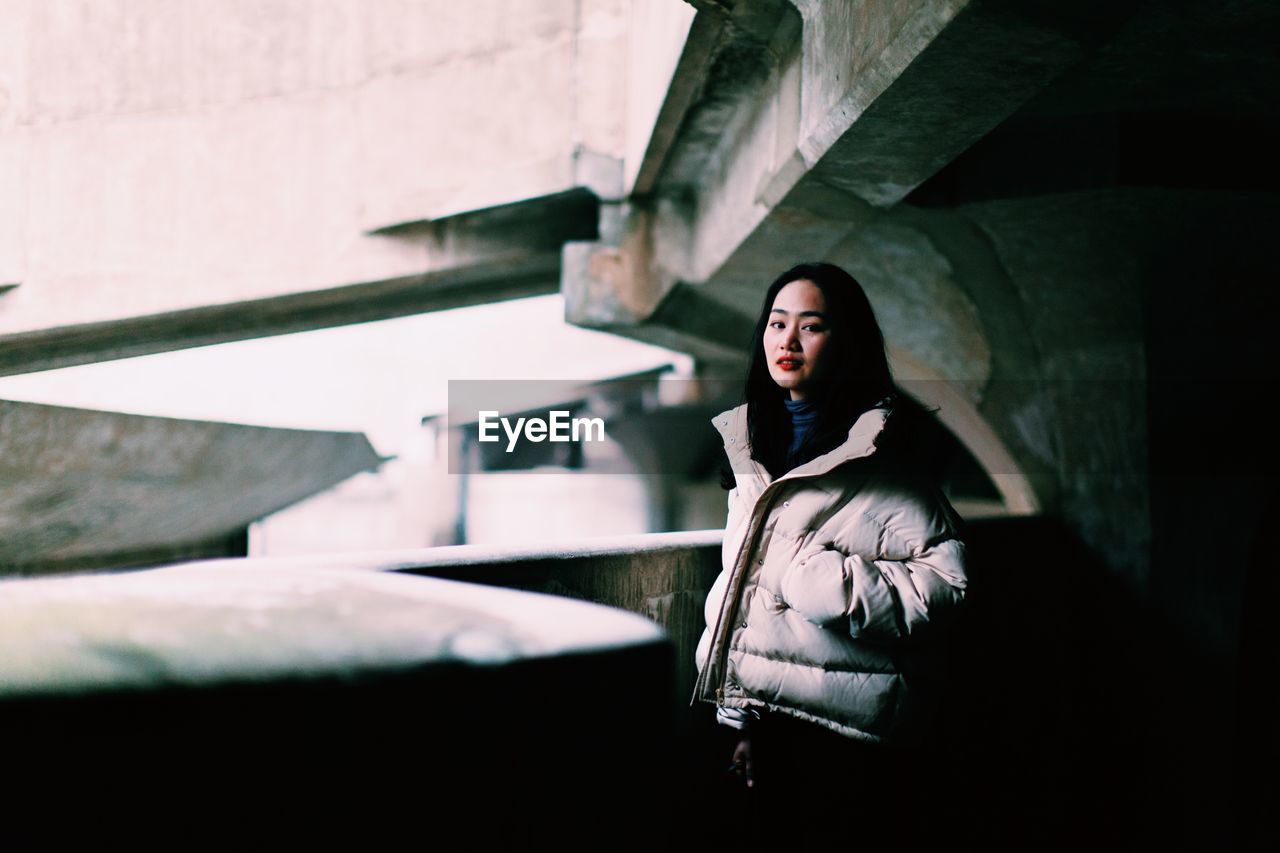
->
[[777, 358, 803, 371]]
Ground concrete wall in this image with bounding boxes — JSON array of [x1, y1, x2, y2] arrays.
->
[[0, 0, 637, 338]]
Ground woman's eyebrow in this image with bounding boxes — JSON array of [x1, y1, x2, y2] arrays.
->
[[771, 308, 828, 319]]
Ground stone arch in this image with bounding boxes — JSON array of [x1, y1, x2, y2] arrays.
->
[[888, 345, 1040, 516]]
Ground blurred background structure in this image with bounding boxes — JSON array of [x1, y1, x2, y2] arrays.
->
[[0, 1, 1275, 848]]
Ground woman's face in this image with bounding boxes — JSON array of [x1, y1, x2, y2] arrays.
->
[[763, 278, 833, 400]]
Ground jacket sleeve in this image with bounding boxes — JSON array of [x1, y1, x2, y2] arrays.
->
[[716, 706, 761, 730], [779, 483, 968, 640]]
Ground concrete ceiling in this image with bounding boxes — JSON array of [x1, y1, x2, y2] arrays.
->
[[558, 0, 1277, 546]]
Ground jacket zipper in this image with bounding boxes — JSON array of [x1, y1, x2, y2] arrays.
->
[[690, 501, 759, 707], [690, 522, 749, 706], [691, 483, 782, 708]]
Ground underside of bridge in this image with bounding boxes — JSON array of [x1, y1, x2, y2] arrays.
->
[[565, 0, 1277, 584]]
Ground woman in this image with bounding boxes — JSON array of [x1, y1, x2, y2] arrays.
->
[[692, 262, 968, 848]]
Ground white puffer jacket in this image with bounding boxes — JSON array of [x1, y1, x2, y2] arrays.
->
[[691, 399, 968, 743]]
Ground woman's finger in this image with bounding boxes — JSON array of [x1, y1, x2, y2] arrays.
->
[[729, 738, 755, 788]]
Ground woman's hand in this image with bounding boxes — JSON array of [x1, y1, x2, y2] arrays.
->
[[728, 733, 754, 788]]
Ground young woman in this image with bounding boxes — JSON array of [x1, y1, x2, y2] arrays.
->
[[692, 261, 969, 848]]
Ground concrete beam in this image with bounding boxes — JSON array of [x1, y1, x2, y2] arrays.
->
[[561, 0, 801, 331], [566, 278, 755, 371], [800, 0, 1142, 206], [0, 264, 559, 378], [0, 190, 597, 377], [566, 0, 1145, 338], [0, 399, 382, 575], [628, 7, 726, 197]]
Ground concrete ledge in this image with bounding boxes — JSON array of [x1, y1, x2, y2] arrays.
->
[[149, 528, 725, 575], [163, 529, 726, 724], [0, 559, 679, 843], [0, 562, 668, 698]]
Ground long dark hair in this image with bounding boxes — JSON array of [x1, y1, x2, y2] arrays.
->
[[719, 261, 938, 488]]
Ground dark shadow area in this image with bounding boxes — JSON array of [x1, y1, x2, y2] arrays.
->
[[928, 515, 1153, 850], [2, 641, 673, 848], [671, 515, 1178, 851], [1140, 190, 1277, 852]]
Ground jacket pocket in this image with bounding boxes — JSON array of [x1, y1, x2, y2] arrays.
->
[[777, 544, 852, 626]]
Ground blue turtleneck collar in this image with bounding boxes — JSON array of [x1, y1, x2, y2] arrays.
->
[[783, 396, 819, 415], [783, 396, 821, 468]]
